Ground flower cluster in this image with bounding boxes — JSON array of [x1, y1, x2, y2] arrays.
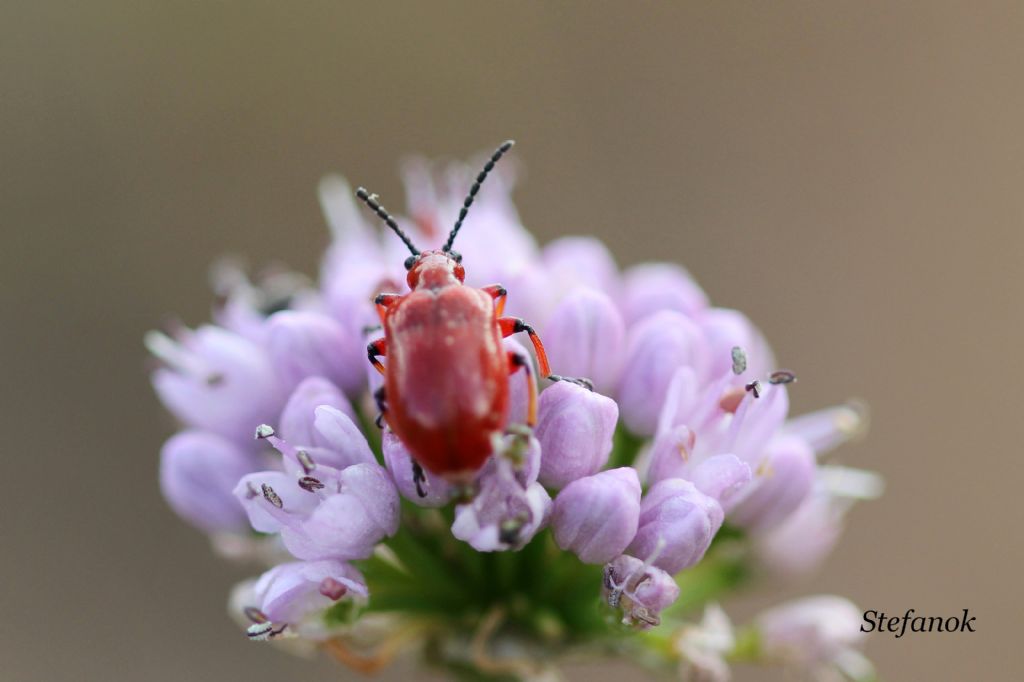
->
[[150, 150, 882, 680]]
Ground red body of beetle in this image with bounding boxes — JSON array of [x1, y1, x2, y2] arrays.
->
[[358, 142, 559, 480]]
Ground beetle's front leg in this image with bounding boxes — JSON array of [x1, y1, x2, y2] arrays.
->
[[481, 284, 507, 317], [374, 293, 401, 324], [367, 337, 387, 375], [498, 317, 594, 390]]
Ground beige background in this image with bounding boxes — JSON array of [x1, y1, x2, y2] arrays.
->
[[2, 2, 1021, 680]]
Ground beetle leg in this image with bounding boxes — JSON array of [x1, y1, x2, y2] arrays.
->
[[367, 337, 387, 375], [481, 284, 508, 317], [497, 317, 552, 376], [411, 460, 427, 498], [508, 351, 539, 427], [374, 293, 401, 324], [373, 386, 387, 429], [498, 317, 594, 391]]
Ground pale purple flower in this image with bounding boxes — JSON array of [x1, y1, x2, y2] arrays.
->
[[755, 466, 883, 576], [603, 554, 680, 628], [617, 311, 710, 436], [278, 376, 356, 445], [551, 467, 641, 564], [627, 478, 724, 575], [147, 325, 284, 443], [266, 310, 365, 397], [542, 287, 626, 391], [235, 429, 399, 560], [249, 560, 368, 636], [726, 435, 816, 531], [756, 596, 873, 680], [619, 262, 708, 325], [535, 381, 619, 489], [160, 430, 256, 533]]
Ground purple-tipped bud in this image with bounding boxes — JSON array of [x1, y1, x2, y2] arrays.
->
[[552, 468, 641, 564], [619, 263, 708, 325], [755, 596, 868, 673], [541, 236, 620, 296], [617, 311, 709, 436], [159, 431, 256, 533], [542, 287, 626, 391], [727, 436, 816, 531], [266, 310, 364, 396], [382, 429, 452, 507], [279, 376, 356, 446], [535, 381, 619, 489], [253, 560, 368, 627], [603, 554, 680, 628], [627, 478, 724, 575], [148, 325, 283, 442]]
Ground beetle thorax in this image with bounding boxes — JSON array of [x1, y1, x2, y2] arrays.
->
[[407, 251, 466, 290]]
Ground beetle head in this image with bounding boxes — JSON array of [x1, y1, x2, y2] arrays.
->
[[406, 250, 465, 290]]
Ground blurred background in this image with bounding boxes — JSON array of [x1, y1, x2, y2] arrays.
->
[[2, 2, 1021, 680]]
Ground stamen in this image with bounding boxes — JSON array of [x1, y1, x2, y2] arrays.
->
[[719, 386, 746, 413], [411, 460, 427, 499], [731, 346, 747, 375], [296, 449, 316, 474], [244, 482, 258, 499], [254, 424, 275, 440], [261, 483, 283, 508], [744, 381, 761, 399], [768, 370, 797, 385], [319, 577, 349, 601], [298, 476, 325, 493]]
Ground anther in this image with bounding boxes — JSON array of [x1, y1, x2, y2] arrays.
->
[[298, 476, 325, 493], [261, 483, 283, 508], [296, 449, 316, 474], [254, 424, 275, 440], [731, 346, 747, 375], [768, 370, 797, 385], [411, 460, 427, 499], [243, 607, 269, 624], [745, 381, 762, 399], [319, 577, 348, 601]]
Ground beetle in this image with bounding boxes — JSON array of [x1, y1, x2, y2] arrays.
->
[[355, 140, 588, 484]]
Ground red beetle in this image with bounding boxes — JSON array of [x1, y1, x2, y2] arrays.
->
[[356, 141, 588, 486]]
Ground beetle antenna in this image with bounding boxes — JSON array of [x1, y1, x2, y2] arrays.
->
[[355, 187, 420, 255], [443, 140, 515, 252]]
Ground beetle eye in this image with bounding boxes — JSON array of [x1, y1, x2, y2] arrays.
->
[[449, 250, 462, 263], [404, 255, 417, 270]]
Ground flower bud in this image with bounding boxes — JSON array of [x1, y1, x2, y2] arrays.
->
[[627, 478, 724, 575], [310, 405, 378, 470], [617, 311, 709, 436], [160, 431, 256, 533], [535, 381, 619, 489], [727, 436, 816, 531], [382, 429, 452, 507], [542, 236, 620, 296], [603, 554, 680, 628], [699, 307, 775, 380], [279, 376, 356, 446], [690, 454, 753, 504], [619, 263, 707, 325], [266, 310, 364, 396], [552, 468, 641, 564], [542, 287, 626, 391]]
